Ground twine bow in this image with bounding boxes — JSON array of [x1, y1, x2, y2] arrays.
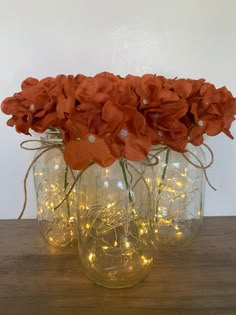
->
[[149, 143, 216, 191], [18, 140, 87, 219]]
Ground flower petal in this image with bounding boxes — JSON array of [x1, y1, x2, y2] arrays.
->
[[64, 140, 91, 170], [124, 134, 151, 161], [102, 101, 124, 128], [92, 138, 116, 167], [189, 125, 204, 146], [173, 79, 192, 98]]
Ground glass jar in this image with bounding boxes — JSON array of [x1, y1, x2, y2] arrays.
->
[[77, 158, 156, 288], [153, 144, 205, 247], [33, 129, 77, 247]]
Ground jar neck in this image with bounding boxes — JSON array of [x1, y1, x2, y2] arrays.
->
[[40, 128, 63, 143]]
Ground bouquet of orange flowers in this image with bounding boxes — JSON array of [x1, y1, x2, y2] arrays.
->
[[2, 72, 236, 169]]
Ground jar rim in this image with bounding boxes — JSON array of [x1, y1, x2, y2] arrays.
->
[[40, 128, 63, 142]]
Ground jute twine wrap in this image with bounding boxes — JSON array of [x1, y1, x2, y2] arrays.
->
[[18, 140, 216, 219]]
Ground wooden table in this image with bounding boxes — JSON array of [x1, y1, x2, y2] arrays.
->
[[0, 217, 236, 315]]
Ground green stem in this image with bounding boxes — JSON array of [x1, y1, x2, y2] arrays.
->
[[64, 164, 71, 218], [119, 159, 133, 203]]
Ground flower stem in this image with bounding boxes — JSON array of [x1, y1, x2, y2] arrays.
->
[[119, 159, 133, 203], [156, 148, 170, 214], [158, 149, 170, 193]]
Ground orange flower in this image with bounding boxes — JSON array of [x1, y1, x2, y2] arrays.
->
[[76, 72, 118, 104], [54, 75, 79, 119], [63, 100, 110, 143], [223, 98, 236, 138], [1, 72, 236, 169], [1, 92, 33, 134], [75, 72, 138, 109], [188, 85, 236, 145], [164, 78, 205, 98], [144, 99, 189, 152], [21, 77, 56, 119], [127, 74, 180, 110], [102, 101, 151, 161], [64, 135, 116, 170], [111, 76, 138, 107], [147, 119, 188, 152]]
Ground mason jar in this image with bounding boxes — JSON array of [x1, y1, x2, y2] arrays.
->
[[152, 144, 206, 246], [33, 129, 77, 247], [77, 158, 156, 288]]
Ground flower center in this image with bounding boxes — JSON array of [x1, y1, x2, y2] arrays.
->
[[198, 120, 204, 127], [29, 104, 35, 111], [88, 134, 96, 143], [120, 128, 128, 137]]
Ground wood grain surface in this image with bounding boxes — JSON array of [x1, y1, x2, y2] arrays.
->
[[0, 217, 236, 315]]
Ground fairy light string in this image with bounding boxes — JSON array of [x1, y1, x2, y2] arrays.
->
[[18, 139, 216, 219]]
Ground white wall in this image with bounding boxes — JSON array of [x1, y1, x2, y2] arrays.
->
[[0, 0, 236, 218]]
